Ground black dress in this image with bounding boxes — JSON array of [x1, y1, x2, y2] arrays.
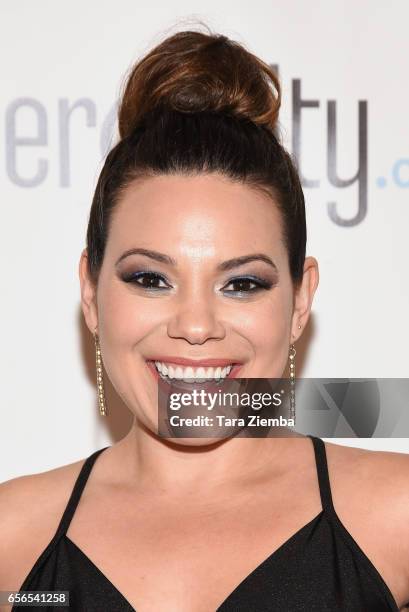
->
[[12, 436, 400, 611]]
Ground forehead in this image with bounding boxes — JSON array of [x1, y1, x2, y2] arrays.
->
[[107, 173, 284, 257]]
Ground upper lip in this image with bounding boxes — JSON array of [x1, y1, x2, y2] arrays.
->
[[146, 356, 242, 367]]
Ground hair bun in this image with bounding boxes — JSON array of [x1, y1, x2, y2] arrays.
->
[[118, 29, 281, 140]]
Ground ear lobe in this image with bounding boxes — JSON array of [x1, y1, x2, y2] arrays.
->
[[78, 248, 98, 334], [291, 257, 319, 342]]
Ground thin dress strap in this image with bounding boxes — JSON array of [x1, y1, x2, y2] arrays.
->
[[52, 446, 109, 543], [307, 435, 335, 514], [17, 446, 111, 590]]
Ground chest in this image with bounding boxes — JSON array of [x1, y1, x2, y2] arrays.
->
[[65, 496, 322, 612]]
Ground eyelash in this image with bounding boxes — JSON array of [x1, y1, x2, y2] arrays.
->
[[122, 271, 274, 295]]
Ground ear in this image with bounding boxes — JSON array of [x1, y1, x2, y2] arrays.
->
[[290, 256, 319, 343], [78, 248, 99, 335]]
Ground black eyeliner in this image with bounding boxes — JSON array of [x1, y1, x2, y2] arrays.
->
[[222, 274, 275, 294], [120, 269, 170, 289], [118, 270, 276, 293]]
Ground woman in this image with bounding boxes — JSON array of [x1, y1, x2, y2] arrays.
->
[[1, 28, 409, 612]]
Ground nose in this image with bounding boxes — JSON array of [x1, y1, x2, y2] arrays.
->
[[167, 295, 226, 345]]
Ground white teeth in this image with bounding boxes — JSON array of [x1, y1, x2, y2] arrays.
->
[[153, 361, 234, 382], [184, 367, 194, 380]]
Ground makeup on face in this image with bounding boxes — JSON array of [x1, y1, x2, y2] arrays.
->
[[115, 249, 279, 299], [97, 174, 293, 427]]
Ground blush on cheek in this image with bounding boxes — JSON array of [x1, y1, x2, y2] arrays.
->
[[247, 306, 291, 377], [99, 283, 155, 346], [259, 333, 289, 377]]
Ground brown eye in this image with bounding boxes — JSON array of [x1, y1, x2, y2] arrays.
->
[[222, 276, 273, 294], [227, 279, 256, 292], [123, 271, 170, 290]]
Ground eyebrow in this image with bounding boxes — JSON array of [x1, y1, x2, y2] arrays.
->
[[115, 248, 278, 273]]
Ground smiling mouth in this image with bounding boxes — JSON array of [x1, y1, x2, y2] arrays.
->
[[145, 360, 244, 386]]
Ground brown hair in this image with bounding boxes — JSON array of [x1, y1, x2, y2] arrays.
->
[[86, 27, 306, 288], [117, 30, 281, 139]]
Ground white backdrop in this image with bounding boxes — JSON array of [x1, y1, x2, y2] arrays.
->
[[1, 0, 409, 481]]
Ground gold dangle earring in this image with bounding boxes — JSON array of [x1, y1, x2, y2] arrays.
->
[[289, 324, 302, 422], [289, 344, 296, 422], [94, 326, 108, 416]]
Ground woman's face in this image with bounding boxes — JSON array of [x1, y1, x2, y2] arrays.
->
[[80, 173, 318, 437]]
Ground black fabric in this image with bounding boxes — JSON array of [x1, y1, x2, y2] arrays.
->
[[13, 436, 399, 611]]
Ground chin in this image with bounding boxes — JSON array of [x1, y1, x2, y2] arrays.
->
[[157, 435, 233, 448]]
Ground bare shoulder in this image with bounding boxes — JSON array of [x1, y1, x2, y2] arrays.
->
[[324, 438, 409, 502], [324, 440, 409, 606], [0, 457, 86, 592]]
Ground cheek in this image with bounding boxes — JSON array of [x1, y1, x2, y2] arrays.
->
[[233, 290, 293, 373], [95, 280, 161, 387], [95, 283, 164, 421], [97, 277, 164, 346]]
